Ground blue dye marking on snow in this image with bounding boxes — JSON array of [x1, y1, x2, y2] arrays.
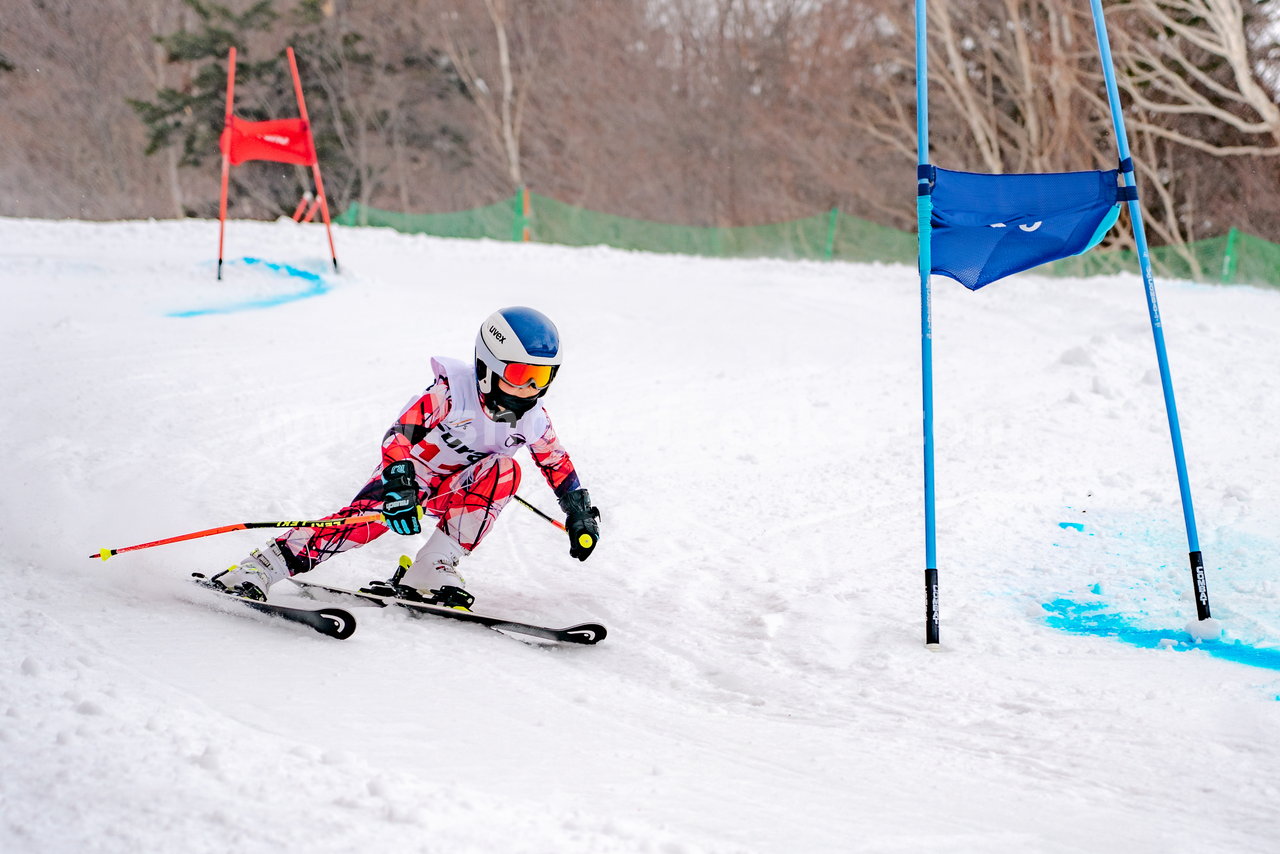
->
[[1043, 598, 1280, 672], [1058, 522, 1085, 532], [169, 257, 330, 317]]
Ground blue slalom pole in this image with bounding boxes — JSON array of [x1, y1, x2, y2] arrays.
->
[[916, 0, 940, 645], [1088, 0, 1212, 622]]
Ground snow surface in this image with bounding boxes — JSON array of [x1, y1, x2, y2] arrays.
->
[[2, 217, 1279, 853]]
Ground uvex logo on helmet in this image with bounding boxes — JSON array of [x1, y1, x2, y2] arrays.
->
[[488, 325, 507, 344]]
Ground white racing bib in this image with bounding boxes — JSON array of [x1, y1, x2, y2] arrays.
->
[[405, 356, 549, 480]]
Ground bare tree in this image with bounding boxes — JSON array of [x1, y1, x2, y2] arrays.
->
[[851, 0, 1115, 173], [834, 0, 1279, 260], [0, 0, 181, 218], [1110, 0, 1280, 156], [3, 0, 1280, 254], [429, 0, 543, 191], [121, 0, 194, 218]]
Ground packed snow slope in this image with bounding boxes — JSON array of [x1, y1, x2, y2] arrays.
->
[[2, 218, 1279, 854]]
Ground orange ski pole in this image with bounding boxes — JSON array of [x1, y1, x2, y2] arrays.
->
[[90, 513, 385, 561]]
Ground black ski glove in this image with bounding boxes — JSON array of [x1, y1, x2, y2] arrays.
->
[[559, 488, 600, 561], [381, 460, 422, 535]]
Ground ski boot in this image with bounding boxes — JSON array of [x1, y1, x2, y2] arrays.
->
[[361, 530, 473, 610], [361, 555, 474, 610], [205, 541, 292, 601]]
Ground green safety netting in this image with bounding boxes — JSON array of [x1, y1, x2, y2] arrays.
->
[[1045, 228, 1280, 288], [338, 192, 915, 264], [336, 196, 516, 241], [337, 194, 1278, 288], [525, 193, 917, 263]]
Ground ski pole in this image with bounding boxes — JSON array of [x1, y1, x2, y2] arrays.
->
[[513, 494, 566, 532], [90, 513, 386, 561]]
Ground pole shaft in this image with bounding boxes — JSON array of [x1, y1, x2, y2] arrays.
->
[[1221, 227, 1239, 284], [514, 494, 566, 531], [917, 0, 939, 644], [217, 47, 237, 280], [824, 207, 839, 260], [90, 513, 385, 560], [522, 187, 532, 242], [1088, 0, 1208, 620], [287, 47, 339, 272]]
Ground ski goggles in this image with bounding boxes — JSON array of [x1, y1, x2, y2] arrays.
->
[[500, 361, 557, 390]]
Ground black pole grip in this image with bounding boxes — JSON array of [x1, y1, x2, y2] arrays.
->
[[925, 567, 940, 646], [1189, 551, 1211, 621]]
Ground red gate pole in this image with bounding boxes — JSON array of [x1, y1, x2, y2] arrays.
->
[[216, 47, 237, 281], [290, 192, 311, 222], [287, 47, 338, 272]]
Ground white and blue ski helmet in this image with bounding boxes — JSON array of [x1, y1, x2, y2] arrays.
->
[[475, 306, 562, 421]]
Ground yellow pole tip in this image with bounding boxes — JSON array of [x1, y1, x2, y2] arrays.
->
[[578, 534, 594, 549], [98, 548, 112, 561]]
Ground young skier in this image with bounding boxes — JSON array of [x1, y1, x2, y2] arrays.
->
[[207, 306, 600, 609]]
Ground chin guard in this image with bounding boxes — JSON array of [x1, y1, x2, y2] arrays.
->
[[481, 382, 543, 423]]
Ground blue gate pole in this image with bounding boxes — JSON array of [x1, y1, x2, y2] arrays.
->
[[916, 0, 940, 646], [1088, 0, 1212, 622]]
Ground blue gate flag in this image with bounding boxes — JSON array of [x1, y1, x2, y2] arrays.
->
[[926, 167, 1123, 290]]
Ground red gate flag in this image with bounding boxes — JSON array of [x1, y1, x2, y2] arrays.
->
[[219, 116, 317, 166], [217, 46, 338, 279]]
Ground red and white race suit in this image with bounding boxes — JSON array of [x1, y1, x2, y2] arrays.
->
[[277, 356, 581, 573]]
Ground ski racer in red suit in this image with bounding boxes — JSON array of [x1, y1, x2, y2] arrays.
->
[[209, 306, 601, 609]]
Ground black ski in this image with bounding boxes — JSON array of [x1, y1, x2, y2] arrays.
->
[[290, 578, 606, 645], [191, 574, 357, 640]]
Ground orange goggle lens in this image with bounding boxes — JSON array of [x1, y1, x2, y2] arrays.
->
[[501, 362, 555, 389]]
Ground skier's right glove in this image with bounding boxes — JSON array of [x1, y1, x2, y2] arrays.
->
[[381, 460, 422, 536], [559, 488, 601, 561]]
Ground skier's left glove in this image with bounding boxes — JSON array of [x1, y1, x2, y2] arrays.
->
[[559, 488, 600, 561], [381, 460, 422, 536]]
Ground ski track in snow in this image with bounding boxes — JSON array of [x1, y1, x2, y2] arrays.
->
[[2, 217, 1279, 853]]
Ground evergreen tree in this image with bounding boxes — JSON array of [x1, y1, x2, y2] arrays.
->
[[130, 0, 316, 217], [130, 0, 469, 218], [129, 1, 280, 166]]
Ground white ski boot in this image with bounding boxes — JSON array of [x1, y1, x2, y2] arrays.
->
[[361, 529, 473, 610], [405, 530, 467, 592], [208, 541, 292, 601]]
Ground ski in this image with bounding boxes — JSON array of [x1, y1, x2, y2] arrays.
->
[[289, 578, 606, 645], [191, 574, 357, 640]]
